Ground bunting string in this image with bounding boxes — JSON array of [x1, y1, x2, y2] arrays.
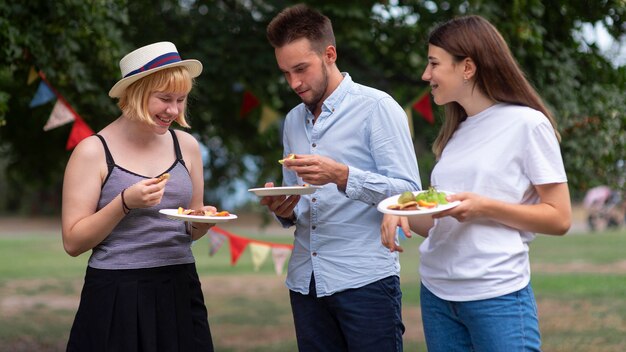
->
[[236, 88, 434, 138], [28, 68, 94, 150], [208, 226, 293, 275]]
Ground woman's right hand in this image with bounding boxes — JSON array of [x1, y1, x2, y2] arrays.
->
[[381, 214, 411, 253], [124, 177, 169, 210]]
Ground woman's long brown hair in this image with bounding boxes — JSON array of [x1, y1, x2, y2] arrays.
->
[[428, 15, 560, 159]]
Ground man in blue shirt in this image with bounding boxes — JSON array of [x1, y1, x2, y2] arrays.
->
[[262, 4, 421, 351]]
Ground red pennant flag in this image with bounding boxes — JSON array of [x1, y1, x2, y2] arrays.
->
[[412, 93, 434, 124], [240, 90, 260, 117], [228, 235, 249, 265], [66, 115, 95, 150], [211, 227, 250, 265], [210, 226, 293, 268]]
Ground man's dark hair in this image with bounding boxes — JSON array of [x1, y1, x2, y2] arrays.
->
[[266, 4, 336, 53]]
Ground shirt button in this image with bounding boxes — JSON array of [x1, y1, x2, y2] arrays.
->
[[312, 252, 318, 257], [312, 198, 317, 202], [312, 225, 317, 230], [312, 143, 316, 148]]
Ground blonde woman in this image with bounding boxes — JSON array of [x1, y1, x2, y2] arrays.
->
[[62, 42, 214, 351]]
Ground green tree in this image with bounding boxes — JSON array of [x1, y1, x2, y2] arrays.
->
[[0, 0, 127, 213], [1, 0, 624, 214]]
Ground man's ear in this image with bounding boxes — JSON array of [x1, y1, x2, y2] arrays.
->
[[324, 45, 337, 64]]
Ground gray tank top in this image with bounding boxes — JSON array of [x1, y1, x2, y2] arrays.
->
[[88, 130, 195, 270]]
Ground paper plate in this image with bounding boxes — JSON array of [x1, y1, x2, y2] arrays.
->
[[159, 209, 238, 223], [377, 191, 460, 216], [248, 186, 321, 196]]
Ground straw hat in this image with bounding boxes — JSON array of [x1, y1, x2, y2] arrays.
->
[[108, 41, 203, 98]]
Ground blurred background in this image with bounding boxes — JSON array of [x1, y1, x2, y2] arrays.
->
[[1, 0, 625, 215], [1, 0, 625, 351]]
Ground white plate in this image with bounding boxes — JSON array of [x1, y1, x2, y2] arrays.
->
[[159, 209, 238, 223], [377, 190, 461, 216], [248, 186, 322, 196]]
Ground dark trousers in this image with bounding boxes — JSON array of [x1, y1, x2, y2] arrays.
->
[[289, 275, 404, 352]]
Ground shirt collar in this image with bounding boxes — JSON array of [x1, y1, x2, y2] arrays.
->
[[321, 72, 352, 114]]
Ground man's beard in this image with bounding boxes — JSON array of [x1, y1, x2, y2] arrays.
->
[[304, 62, 329, 113]]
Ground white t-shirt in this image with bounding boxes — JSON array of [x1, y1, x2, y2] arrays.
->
[[420, 103, 567, 301]]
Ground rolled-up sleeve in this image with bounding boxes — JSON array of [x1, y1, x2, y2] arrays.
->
[[345, 97, 421, 204]]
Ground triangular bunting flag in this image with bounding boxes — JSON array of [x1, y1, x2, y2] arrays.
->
[[27, 66, 39, 85], [403, 105, 415, 138], [412, 93, 434, 124], [271, 247, 292, 275], [258, 105, 281, 133], [239, 90, 260, 117], [44, 100, 77, 131], [207, 230, 227, 256], [29, 81, 56, 108], [66, 115, 95, 150], [227, 234, 250, 265], [249, 243, 271, 271], [209, 226, 294, 272]]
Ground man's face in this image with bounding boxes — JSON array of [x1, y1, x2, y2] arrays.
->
[[275, 38, 329, 112]]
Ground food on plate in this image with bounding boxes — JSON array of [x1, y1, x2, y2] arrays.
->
[[156, 173, 170, 183], [415, 187, 449, 205], [387, 187, 449, 211], [397, 191, 415, 204], [278, 153, 295, 164], [387, 201, 419, 211], [177, 207, 231, 217]]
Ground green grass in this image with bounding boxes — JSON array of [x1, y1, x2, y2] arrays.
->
[[1, 228, 625, 351], [530, 229, 626, 264]]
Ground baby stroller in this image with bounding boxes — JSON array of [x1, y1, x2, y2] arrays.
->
[[583, 186, 625, 231]]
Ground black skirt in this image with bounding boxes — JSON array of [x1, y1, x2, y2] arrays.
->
[[67, 263, 213, 352]]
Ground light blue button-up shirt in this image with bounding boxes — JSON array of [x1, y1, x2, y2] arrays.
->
[[280, 73, 421, 297]]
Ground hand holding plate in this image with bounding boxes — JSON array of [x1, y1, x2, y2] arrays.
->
[[259, 182, 300, 219]]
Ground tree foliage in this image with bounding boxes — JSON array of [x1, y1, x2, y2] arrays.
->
[[0, 0, 624, 214]]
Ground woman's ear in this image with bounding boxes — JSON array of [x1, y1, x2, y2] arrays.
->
[[463, 57, 477, 80]]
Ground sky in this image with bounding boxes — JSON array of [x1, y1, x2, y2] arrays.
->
[[580, 22, 626, 67]]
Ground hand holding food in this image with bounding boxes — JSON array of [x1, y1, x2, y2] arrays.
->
[[282, 154, 348, 188], [156, 173, 170, 183], [278, 153, 295, 165]]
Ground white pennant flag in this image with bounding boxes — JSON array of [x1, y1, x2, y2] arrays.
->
[[44, 100, 76, 131], [271, 247, 292, 275], [249, 243, 271, 271]]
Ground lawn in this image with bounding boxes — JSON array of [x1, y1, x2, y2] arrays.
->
[[0, 228, 625, 351]]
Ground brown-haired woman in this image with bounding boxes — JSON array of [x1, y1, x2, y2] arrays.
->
[[381, 15, 571, 351]]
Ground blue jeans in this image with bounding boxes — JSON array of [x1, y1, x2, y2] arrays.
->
[[290, 275, 404, 352], [420, 282, 541, 352]]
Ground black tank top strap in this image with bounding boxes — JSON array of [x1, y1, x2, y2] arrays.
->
[[169, 129, 186, 167], [95, 134, 115, 174]]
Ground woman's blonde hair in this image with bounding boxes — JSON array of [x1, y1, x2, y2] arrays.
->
[[117, 66, 193, 128], [429, 15, 560, 159]]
